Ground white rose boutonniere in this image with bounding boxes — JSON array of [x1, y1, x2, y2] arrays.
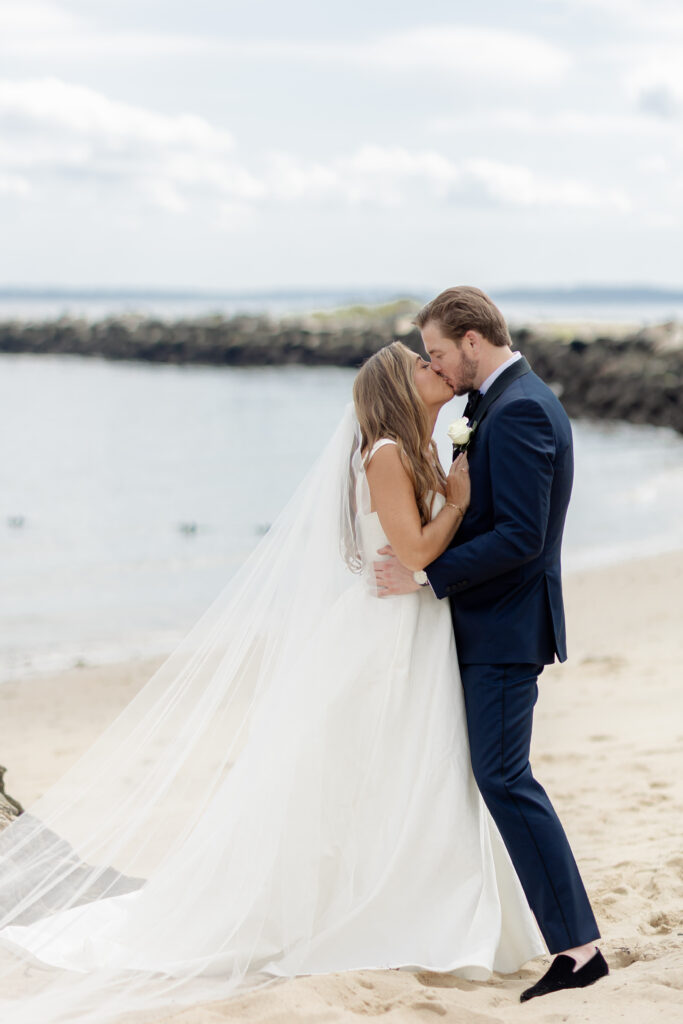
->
[[447, 416, 475, 449]]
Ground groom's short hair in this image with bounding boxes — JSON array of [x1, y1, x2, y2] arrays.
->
[[415, 286, 511, 348]]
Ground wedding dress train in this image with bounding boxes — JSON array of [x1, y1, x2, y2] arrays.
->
[[0, 414, 543, 1024]]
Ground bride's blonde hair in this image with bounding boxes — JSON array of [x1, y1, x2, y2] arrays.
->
[[353, 341, 447, 526]]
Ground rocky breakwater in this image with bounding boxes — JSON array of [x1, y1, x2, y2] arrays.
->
[[0, 306, 681, 434], [0, 311, 399, 367], [513, 321, 683, 435]]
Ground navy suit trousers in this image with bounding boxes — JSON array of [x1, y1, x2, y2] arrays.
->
[[460, 662, 600, 953]]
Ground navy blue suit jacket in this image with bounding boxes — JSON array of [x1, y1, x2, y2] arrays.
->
[[426, 357, 573, 665]]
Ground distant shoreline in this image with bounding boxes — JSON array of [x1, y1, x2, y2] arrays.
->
[[2, 284, 683, 304], [2, 286, 683, 330]]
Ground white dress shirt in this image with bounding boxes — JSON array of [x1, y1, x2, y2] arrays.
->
[[478, 350, 522, 395]]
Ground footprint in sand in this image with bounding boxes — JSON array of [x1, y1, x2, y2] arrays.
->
[[666, 855, 683, 877], [415, 971, 477, 992], [580, 655, 627, 671], [639, 792, 672, 806], [535, 752, 581, 764], [408, 1000, 448, 1016], [648, 911, 678, 934], [611, 945, 652, 968], [411, 1003, 504, 1023]]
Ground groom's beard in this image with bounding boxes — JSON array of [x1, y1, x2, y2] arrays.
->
[[449, 354, 478, 396]]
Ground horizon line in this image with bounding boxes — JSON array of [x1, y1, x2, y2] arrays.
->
[[1, 284, 683, 302]]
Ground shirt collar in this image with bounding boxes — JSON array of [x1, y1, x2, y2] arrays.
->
[[478, 351, 522, 396]]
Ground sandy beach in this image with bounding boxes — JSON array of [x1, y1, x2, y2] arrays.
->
[[1, 551, 682, 1023]]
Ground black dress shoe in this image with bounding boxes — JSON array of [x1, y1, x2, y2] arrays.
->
[[520, 949, 609, 1003]]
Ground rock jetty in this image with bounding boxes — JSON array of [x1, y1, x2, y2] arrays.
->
[[0, 313, 391, 367], [0, 307, 681, 434], [515, 322, 683, 435]]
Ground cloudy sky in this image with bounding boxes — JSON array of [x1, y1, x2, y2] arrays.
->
[[0, 0, 681, 291]]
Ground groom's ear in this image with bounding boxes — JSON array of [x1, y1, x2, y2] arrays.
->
[[462, 330, 481, 354]]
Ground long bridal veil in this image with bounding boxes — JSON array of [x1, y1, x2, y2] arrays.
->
[[0, 404, 373, 1024]]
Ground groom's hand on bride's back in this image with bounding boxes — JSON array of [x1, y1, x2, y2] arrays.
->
[[374, 546, 420, 597]]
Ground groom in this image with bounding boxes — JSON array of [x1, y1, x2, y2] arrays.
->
[[375, 286, 608, 1002]]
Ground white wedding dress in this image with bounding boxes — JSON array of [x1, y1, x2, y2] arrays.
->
[[0, 422, 543, 1024]]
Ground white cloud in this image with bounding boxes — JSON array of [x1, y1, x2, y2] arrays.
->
[[0, 1, 77, 33], [0, 78, 259, 212], [266, 147, 459, 206], [0, 79, 627, 218], [244, 26, 570, 84], [366, 26, 568, 81], [0, 6, 569, 85], [459, 158, 629, 210], [638, 154, 672, 175], [0, 1, 207, 57], [427, 107, 676, 136], [626, 59, 683, 118], [0, 78, 235, 150], [0, 171, 30, 196], [540, 0, 683, 34], [537, 3, 683, 125], [261, 145, 629, 212]]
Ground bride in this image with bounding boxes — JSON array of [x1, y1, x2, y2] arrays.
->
[[0, 342, 543, 1024]]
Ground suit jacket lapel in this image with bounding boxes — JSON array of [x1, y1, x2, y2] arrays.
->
[[473, 355, 531, 429]]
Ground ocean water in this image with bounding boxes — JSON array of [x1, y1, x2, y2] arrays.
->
[[1, 353, 682, 682]]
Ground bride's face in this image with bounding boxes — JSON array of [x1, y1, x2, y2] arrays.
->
[[413, 355, 455, 408]]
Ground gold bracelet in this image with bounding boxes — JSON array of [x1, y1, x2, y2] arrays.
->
[[444, 501, 464, 516]]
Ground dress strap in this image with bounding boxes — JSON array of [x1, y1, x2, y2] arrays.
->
[[362, 438, 398, 467]]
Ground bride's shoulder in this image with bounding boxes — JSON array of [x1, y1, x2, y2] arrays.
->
[[362, 437, 398, 467]]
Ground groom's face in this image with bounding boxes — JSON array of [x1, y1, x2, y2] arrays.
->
[[421, 321, 478, 397]]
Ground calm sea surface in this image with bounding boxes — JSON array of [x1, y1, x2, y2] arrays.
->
[[2, 353, 682, 682]]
